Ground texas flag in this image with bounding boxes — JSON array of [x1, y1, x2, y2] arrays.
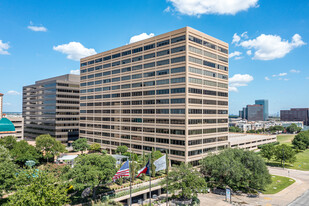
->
[[136, 160, 150, 177]]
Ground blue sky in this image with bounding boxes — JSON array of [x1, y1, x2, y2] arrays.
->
[[0, 0, 308, 115]]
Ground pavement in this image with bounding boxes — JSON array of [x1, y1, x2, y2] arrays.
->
[[199, 167, 309, 206]]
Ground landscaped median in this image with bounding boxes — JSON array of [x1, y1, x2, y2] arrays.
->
[[262, 175, 295, 194]]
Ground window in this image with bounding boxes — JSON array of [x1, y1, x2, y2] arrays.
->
[[143, 90, 155, 95], [112, 85, 120, 90], [189, 35, 202, 44], [218, 92, 228, 97], [132, 83, 142, 88], [81, 69, 87, 74], [144, 100, 155, 104], [156, 138, 169, 144], [218, 55, 228, 63], [203, 128, 217, 134], [157, 79, 169, 85], [203, 80, 217, 87], [95, 65, 102, 70], [144, 109, 155, 114], [103, 86, 110, 91], [112, 53, 120, 59], [157, 49, 169, 57], [204, 100, 216, 105], [156, 89, 169, 95], [204, 70, 216, 77], [103, 79, 111, 83], [203, 41, 216, 49], [122, 67, 131, 73], [156, 128, 169, 134], [122, 59, 131, 64], [156, 69, 169, 76], [103, 56, 111, 61], [132, 65, 142, 71], [171, 88, 185, 94], [157, 39, 170, 47], [112, 69, 120, 74], [156, 119, 169, 124], [204, 90, 216, 96], [144, 62, 155, 69], [218, 46, 228, 54], [171, 77, 185, 83], [157, 59, 169, 66], [171, 35, 185, 43], [189, 119, 202, 124], [171, 56, 185, 64], [121, 84, 131, 89], [121, 75, 131, 81], [218, 64, 228, 71], [132, 73, 142, 79], [171, 139, 185, 145], [144, 71, 155, 77], [189, 77, 202, 84], [144, 53, 155, 59], [189, 109, 202, 114], [189, 56, 202, 64], [132, 47, 143, 53], [156, 99, 169, 104], [171, 67, 185, 73], [88, 67, 94, 72], [112, 61, 120, 66], [156, 109, 169, 114], [144, 81, 155, 87], [204, 50, 217, 59], [144, 118, 155, 123], [203, 60, 216, 68], [132, 100, 142, 105], [204, 109, 216, 114], [171, 98, 185, 104], [132, 56, 142, 62], [171, 46, 185, 53], [103, 63, 111, 68], [171, 109, 185, 114], [122, 50, 131, 56], [189, 46, 202, 54], [112, 77, 120, 82], [171, 150, 185, 156], [188, 129, 202, 135], [189, 88, 202, 94], [170, 129, 185, 135], [204, 119, 216, 124], [81, 62, 87, 67], [144, 43, 155, 51], [88, 60, 94, 65], [132, 91, 142, 96]]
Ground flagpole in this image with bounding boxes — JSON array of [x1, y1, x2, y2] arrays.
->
[[129, 152, 132, 206], [149, 153, 152, 206]]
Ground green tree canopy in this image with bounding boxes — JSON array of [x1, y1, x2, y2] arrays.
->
[[286, 123, 302, 134], [89, 143, 101, 153], [260, 144, 275, 162], [163, 163, 206, 200], [229, 126, 242, 133], [116, 145, 128, 154], [66, 154, 116, 199], [7, 169, 70, 206], [35, 134, 66, 162], [0, 135, 17, 150], [72, 138, 89, 153], [292, 131, 309, 150], [274, 144, 296, 166], [10, 140, 41, 165], [0, 145, 17, 198], [200, 148, 271, 191]]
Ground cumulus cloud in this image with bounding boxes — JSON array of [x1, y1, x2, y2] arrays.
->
[[70, 69, 80, 75], [7, 90, 20, 95], [232, 33, 241, 44], [27, 22, 47, 32], [229, 74, 254, 92], [265, 77, 270, 81], [166, 0, 259, 16], [239, 34, 306, 60], [53, 42, 96, 61], [272, 73, 287, 77], [0, 40, 10, 55], [290, 69, 300, 73], [246, 50, 252, 56], [241, 31, 248, 39], [129, 33, 155, 44], [229, 51, 242, 58]]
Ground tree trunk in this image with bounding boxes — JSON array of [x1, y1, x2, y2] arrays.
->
[[92, 185, 97, 200]]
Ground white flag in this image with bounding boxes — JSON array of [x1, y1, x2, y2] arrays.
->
[[154, 155, 166, 172]]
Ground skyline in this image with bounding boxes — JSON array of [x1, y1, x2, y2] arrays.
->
[[1, 0, 309, 114]]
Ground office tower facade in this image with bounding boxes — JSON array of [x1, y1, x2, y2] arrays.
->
[[280, 108, 309, 126], [255, 99, 268, 121], [79, 27, 229, 164], [23, 74, 80, 144], [247, 105, 264, 121]]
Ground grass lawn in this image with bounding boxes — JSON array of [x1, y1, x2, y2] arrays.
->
[[263, 175, 295, 194], [290, 149, 309, 170], [277, 134, 295, 145]]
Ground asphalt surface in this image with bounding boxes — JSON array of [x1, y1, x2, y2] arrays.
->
[[288, 190, 309, 206]]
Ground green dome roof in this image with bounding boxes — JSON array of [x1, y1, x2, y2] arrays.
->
[[0, 118, 15, 132]]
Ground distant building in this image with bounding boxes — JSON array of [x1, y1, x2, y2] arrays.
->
[[247, 104, 264, 121], [255, 99, 269, 121], [23, 74, 80, 144], [280, 108, 309, 126], [6, 116, 24, 140], [229, 133, 277, 150]]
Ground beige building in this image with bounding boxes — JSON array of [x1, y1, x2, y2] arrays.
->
[[79, 27, 229, 164], [229, 133, 277, 150], [7, 116, 24, 140], [23, 74, 80, 144]]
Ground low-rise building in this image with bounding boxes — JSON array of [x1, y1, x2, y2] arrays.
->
[[6, 116, 24, 140], [229, 133, 277, 150]]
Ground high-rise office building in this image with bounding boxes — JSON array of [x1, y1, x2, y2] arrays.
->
[[255, 99, 268, 121], [23, 74, 80, 144], [79, 27, 229, 164], [281, 108, 309, 126], [247, 105, 264, 121]]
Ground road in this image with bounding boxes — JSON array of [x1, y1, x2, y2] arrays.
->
[[199, 167, 309, 206]]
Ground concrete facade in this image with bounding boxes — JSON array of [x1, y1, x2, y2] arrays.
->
[[229, 133, 277, 150], [79, 27, 229, 164], [7, 116, 24, 140], [280, 108, 309, 126], [23, 74, 80, 144]]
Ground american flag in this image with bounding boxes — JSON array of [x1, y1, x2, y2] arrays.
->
[[112, 160, 130, 181]]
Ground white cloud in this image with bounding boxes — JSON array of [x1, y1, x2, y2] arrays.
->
[[239, 34, 306, 60], [53, 42, 96, 61], [265, 77, 270, 81], [246, 50, 252, 56], [241, 31, 248, 39], [283, 78, 289, 81], [279, 72, 287, 76], [232, 33, 241, 44], [229, 74, 254, 92], [0, 40, 10, 55], [27, 21, 47, 32], [7, 90, 20, 95], [164, 6, 171, 12], [129, 33, 155, 44], [167, 0, 259, 16], [290, 69, 300, 73], [229, 51, 242, 58], [70, 69, 80, 75], [235, 56, 244, 60]]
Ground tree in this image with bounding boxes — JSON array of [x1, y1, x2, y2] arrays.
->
[[274, 144, 296, 166], [292, 131, 309, 150], [268, 125, 284, 133], [66, 154, 116, 200], [286, 123, 302, 134], [72, 138, 90, 154], [89, 143, 101, 153], [229, 126, 241, 133], [7, 169, 70, 206], [260, 144, 275, 162], [10, 140, 40, 166], [116, 145, 128, 154], [200, 148, 271, 191], [0, 135, 17, 150], [36, 134, 66, 162], [0, 145, 17, 198], [163, 163, 206, 200]]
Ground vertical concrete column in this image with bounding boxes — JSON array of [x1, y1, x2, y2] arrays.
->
[[158, 189, 162, 195]]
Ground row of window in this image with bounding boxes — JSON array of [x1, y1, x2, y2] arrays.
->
[[189, 88, 228, 97], [189, 45, 228, 63], [188, 136, 228, 146], [81, 35, 186, 67], [189, 56, 228, 71], [81, 127, 185, 135], [80, 88, 185, 100], [81, 109, 186, 114], [188, 35, 228, 54], [188, 127, 228, 135], [189, 77, 228, 88], [188, 145, 227, 156], [188, 66, 228, 80], [188, 119, 228, 124]]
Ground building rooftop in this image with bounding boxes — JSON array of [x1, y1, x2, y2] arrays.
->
[[0, 118, 16, 132]]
